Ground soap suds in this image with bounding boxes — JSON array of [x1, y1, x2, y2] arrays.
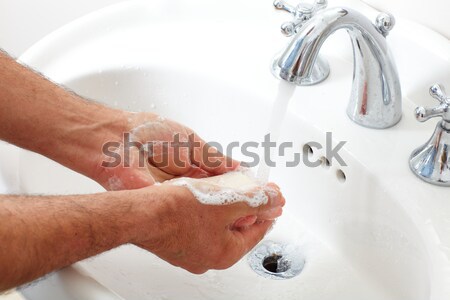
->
[[164, 168, 273, 207]]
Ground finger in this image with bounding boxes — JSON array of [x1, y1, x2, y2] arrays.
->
[[256, 206, 283, 221], [220, 185, 284, 227], [263, 183, 286, 208], [147, 139, 192, 176], [146, 162, 177, 182], [233, 215, 258, 228], [183, 165, 212, 179], [190, 134, 240, 175], [233, 183, 285, 218], [230, 205, 282, 230], [237, 220, 274, 253]]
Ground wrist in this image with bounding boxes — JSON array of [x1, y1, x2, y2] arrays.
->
[[127, 185, 190, 248], [40, 95, 129, 181], [91, 111, 164, 189]]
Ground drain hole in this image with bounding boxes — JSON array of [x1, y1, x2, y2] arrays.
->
[[263, 254, 290, 274], [248, 241, 305, 280]]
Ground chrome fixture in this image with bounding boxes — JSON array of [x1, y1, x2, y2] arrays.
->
[[273, 0, 330, 86], [248, 241, 305, 280], [272, 0, 402, 129], [410, 84, 450, 186]]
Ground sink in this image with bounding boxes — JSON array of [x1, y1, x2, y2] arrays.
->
[[11, 0, 450, 299]]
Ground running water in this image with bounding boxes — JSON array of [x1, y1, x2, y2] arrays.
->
[[155, 81, 296, 207], [256, 81, 297, 182]]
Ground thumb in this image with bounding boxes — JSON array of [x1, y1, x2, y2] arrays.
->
[[190, 134, 240, 175]]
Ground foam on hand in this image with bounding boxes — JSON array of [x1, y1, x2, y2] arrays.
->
[[164, 168, 272, 207]]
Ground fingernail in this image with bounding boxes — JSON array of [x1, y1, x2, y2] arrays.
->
[[267, 183, 281, 192], [265, 188, 284, 207]]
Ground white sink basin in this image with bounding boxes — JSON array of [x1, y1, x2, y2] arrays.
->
[[11, 0, 450, 299]]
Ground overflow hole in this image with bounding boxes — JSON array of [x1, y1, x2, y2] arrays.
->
[[336, 169, 347, 183], [320, 156, 331, 169], [303, 144, 314, 157]]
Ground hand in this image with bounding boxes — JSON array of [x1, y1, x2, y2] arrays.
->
[[0, 51, 238, 192], [133, 182, 285, 274], [93, 112, 240, 190]]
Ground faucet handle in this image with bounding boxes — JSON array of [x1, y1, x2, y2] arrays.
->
[[273, 0, 297, 14], [273, 0, 328, 37], [415, 84, 450, 122], [430, 84, 449, 104]]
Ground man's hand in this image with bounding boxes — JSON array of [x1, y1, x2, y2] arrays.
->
[[133, 183, 284, 274], [92, 112, 240, 191], [0, 51, 238, 191], [0, 48, 287, 291], [0, 182, 284, 290]]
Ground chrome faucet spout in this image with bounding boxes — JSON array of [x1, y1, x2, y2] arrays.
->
[[272, 3, 402, 129]]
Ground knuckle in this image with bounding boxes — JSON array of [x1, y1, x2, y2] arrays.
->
[[189, 267, 207, 275]]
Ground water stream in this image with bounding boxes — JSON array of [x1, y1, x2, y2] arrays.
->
[[256, 81, 297, 182]]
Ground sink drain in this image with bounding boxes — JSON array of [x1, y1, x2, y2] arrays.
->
[[262, 254, 291, 273], [248, 241, 305, 280]]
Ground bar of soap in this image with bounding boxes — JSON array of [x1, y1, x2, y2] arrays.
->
[[164, 169, 268, 207]]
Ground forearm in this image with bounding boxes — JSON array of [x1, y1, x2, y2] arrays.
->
[[0, 50, 127, 179], [0, 181, 285, 290], [0, 189, 160, 291]]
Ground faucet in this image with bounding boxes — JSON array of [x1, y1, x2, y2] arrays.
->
[[410, 84, 450, 186], [272, 0, 402, 129]]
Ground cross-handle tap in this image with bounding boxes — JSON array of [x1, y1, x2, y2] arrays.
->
[[271, 1, 402, 128], [272, 0, 331, 86], [410, 84, 450, 186], [415, 84, 450, 123], [274, 0, 328, 36]]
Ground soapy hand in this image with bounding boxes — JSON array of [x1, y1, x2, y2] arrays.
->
[[0, 50, 288, 289], [94, 112, 240, 190], [134, 182, 285, 274]]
